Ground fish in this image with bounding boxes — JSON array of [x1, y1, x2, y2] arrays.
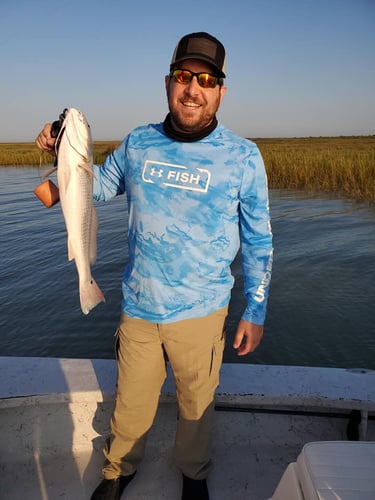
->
[[55, 108, 105, 314]]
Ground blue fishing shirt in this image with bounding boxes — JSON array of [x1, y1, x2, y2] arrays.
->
[[93, 122, 273, 325]]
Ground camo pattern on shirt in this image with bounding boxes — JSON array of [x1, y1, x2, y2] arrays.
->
[[93, 122, 273, 324]]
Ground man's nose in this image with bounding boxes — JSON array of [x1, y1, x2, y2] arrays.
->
[[184, 75, 201, 95]]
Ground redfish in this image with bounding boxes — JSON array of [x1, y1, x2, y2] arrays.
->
[[56, 108, 105, 314]]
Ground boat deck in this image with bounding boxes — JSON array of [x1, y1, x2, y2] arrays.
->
[[1, 357, 374, 499]]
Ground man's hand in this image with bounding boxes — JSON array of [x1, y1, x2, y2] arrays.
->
[[35, 123, 57, 156], [233, 320, 264, 356]]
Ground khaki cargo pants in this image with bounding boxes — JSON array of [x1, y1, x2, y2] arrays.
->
[[102, 306, 228, 480]]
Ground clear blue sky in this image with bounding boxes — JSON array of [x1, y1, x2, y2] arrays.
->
[[1, 0, 374, 141]]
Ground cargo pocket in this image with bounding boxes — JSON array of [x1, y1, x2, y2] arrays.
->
[[209, 329, 225, 377]]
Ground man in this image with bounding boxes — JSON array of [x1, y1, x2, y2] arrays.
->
[[36, 32, 273, 500]]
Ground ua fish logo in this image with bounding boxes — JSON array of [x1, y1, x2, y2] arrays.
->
[[142, 160, 211, 193]]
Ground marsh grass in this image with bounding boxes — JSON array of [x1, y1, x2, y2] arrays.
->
[[0, 141, 120, 167], [255, 136, 375, 202], [1, 136, 374, 202]]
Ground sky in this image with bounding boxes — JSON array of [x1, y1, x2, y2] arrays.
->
[[1, 0, 374, 141]]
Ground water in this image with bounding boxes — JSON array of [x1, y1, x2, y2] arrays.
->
[[1, 167, 374, 369]]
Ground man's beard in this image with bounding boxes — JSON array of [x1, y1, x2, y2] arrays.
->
[[168, 95, 221, 134], [170, 109, 213, 133]]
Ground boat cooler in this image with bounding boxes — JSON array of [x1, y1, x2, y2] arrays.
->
[[271, 441, 375, 499]]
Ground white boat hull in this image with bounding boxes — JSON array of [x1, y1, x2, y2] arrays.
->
[[1, 357, 374, 499]]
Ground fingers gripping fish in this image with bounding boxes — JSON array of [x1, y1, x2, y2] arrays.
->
[[55, 108, 105, 314]]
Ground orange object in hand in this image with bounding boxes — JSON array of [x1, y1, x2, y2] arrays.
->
[[34, 179, 60, 208]]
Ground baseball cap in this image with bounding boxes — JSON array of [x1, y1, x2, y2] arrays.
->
[[170, 32, 226, 78]]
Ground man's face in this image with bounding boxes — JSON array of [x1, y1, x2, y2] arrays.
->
[[165, 59, 226, 134]]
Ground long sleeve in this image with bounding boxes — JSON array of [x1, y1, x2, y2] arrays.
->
[[239, 146, 273, 325], [93, 139, 128, 201]]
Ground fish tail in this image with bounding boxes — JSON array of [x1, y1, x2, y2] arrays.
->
[[79, 277, 105, 315]]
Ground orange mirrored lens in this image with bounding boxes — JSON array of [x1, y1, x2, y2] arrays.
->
[[171, 69, 219, 88]]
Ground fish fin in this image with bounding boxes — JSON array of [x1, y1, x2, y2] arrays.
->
[[89, 206, 98, 265], [77, 161, 96, 178], [80, 277, 105, 315], [42, 166, 57, 180]]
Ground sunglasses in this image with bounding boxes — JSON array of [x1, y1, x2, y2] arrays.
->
[[170, 69, 223, 89]]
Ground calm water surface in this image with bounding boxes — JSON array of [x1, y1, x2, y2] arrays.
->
[[1, 167, 374, 369]]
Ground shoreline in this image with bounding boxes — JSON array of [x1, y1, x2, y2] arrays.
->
[[1, 136, 374, 203]]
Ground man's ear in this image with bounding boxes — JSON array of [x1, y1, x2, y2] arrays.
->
[[219, 84, 227, 103]]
